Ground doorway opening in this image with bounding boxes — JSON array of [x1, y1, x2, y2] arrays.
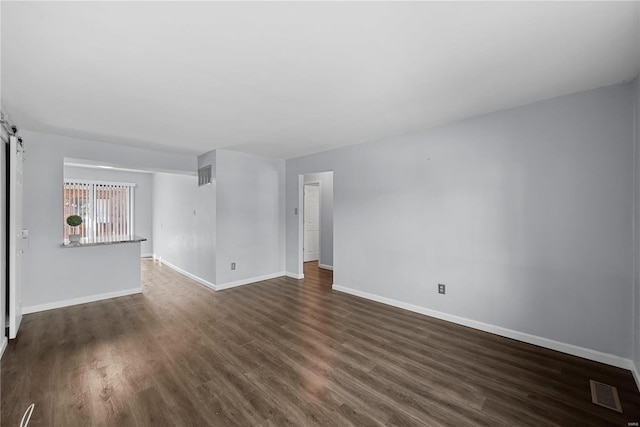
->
[[300, 171, 333, 281]]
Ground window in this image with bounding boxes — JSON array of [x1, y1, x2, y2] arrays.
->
[[63, 180, 135, 241]]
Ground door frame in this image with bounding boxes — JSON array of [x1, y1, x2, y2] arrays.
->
[[297, 172, 333, 278]]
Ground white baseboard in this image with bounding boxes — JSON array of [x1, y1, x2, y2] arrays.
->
[[332, 284, 634, 371], [286, 272, 304, 279], [0, 336, 7, 360], [155, 255, 288, 291], [217, 271, 287, 291], [141, 253, 153, 258], [318, 264, 333, 271], [157, 258, 216, 291], [23, 287, 143, 314]]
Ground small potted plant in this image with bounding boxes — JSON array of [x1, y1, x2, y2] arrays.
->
[[66, 215, 83, 243]]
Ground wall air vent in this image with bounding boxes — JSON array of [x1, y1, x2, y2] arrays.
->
[[590, 380, 622, 413], [198, 165, 212, 186]]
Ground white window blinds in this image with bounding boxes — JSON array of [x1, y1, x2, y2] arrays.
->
[[63, 180, 135, 241]]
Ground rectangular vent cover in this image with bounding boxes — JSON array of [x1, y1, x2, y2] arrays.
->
[[590, 380, 622, 413], [198, 165, 212, 186]]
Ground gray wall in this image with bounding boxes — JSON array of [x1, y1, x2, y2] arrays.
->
[[216, 150, 285, 285], [152, 172, 215, 282], [64, 165, 154, 255], [195, 150, 217, 285], [155, 149, 284, 288], [304, 172, 333, 268], [21, 130, 194, 308], [634, 75, 640, 375], [286, 83, 634, 359]]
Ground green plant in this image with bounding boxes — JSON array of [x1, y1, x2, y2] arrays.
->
[[66, 215, 83, 228]]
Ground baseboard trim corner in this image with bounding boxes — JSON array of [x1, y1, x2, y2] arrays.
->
[[217, 272, 287, 291], [157, 258, 216, 291], [286, 272, 304, 280], [331, 284, 633, 370], [23, 287, 143, 315], [631, 363, 640, 393], [318, 264, 334, 271], [141, 253, 154, 258], [0, 336, 7, 360]]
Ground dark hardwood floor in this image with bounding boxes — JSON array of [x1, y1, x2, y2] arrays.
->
[[2, 259, 639, 426]]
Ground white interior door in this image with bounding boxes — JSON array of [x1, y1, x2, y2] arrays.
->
[[303, 184, 320, 262], [9, 136, 24, 339]]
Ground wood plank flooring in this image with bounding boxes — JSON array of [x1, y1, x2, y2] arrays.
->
[[2, 259, 639, 426]]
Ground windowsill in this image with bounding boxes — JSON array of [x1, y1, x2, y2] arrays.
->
[[61, 235, 147, 248]]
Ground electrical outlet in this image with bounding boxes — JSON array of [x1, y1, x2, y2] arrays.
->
[[438, 284, 446, 294], [231, 262, 236, 270]]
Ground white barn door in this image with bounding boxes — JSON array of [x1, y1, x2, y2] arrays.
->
[[9, 136, 24, 339]]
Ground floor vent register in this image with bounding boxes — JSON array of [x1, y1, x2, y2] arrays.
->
[[590, 380, 622, 413]]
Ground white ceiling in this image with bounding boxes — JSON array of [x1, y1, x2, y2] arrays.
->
[[2, 1, 639, 159]]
